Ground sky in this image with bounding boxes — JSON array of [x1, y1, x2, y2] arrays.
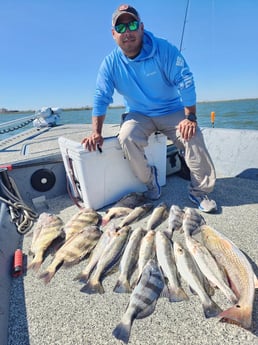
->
[[1, 0, 258, 111]]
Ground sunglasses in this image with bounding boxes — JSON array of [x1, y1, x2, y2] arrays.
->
[[114, 21, 140, 34]]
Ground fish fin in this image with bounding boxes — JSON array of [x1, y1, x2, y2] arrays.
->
[[113, 279, 131, 294], [203, 300, 222, 318], [73, 272, 90, 283], [27, 259, 42, 273], [80, 280, 105, 294], [136, 300, 157, 319], [219, 305, 252, 330], [38, 270, 56, 284], [112, 321, 132, 344], [169, 287, 189, 303]]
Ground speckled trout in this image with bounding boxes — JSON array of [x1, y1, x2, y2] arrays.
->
[[174, 241, 222, 318], [146, 202, 168, 230]]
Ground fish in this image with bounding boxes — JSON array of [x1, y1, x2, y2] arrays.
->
[[113, 227, 146, 293], [28, 212, 64, 272], [136, 230, 156, 281], [183, 227, 237, 304], [118, 203, 153, 228], [201, 224, 258, 329], [166, 204, 185, 237], [146, 202, 168, 230], [39, 225, 102, 284], [101, 192, 147, 226], [74, 222, 117, 283], [112, 259, 164, 344], [173, 241, 222, 318], [155, 231, 189, 302], [101, 207, 132, 226], [182, 207, 206, 235], [63, 208, 101, 240], [114, 192, 146, 208], [80, 226, 131, 294]]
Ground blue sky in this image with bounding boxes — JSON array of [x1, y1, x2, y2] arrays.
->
[[1, 0, 258, 111]]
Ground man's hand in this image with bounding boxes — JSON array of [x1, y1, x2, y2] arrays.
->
[[178, 118, 197, 141], [81, 132, 104, 151]]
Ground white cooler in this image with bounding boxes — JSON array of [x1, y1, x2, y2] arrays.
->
[[58, 133, 167, 210]]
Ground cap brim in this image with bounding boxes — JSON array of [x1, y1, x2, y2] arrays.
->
[[113, 13, 138, 26]]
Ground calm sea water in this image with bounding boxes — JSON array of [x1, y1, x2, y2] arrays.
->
[[1, 99, 257, 140]]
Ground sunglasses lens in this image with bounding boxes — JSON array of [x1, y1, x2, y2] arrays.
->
[[114, 21, 139, 33], [128, 21, 139, 31], [115, 23, 126, 33]]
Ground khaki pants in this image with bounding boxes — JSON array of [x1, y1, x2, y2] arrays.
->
[[118, 111, 216, 197]]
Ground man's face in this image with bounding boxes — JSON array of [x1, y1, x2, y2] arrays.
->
[[112, 14, 144, 58]]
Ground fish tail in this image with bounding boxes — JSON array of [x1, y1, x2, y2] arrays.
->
[[112, 321, 132, 344], [38, 270, 56, 285], [73, 272, 90, 283], [219, 305, 252, 330], [203, 300, 222, 318], [113, 279, 131, 294], [161, 284, 189, 302], [80, 279, 104, 294], [27, 259, 42, 273], [170, 287, 189, 303]]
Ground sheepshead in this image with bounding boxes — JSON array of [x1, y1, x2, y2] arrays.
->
[[146, 202, 168, 230], [39, 225, 102, 284], [182, 207, 206, 235], [118, 203, 153, 228], [80, 225, 130, 294], [114, 192, 146, 208], [102, 207, 132, 226], [166, 204, 184, 237], [173, 241, 222, 318], [137, 230, 156, 280], [74, 222, 117, 283], [155, 231, 188, 302], [64, 208, 101, 240], [114, 227, 146, 293], [183, 229, 237, 304], [201, 224, 258, 329], [112, 259, 164, 344], [28, 212, 64, 272]]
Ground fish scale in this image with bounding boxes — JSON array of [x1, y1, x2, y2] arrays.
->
[[201, 224, 256, 329]]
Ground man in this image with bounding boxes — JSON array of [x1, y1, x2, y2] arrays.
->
[[82, 4, 217, 213]]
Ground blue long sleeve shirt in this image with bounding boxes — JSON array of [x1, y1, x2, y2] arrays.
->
[[92, 30, 196, 117]]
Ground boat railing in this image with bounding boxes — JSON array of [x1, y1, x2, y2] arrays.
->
[[0, 115, 35, 135]]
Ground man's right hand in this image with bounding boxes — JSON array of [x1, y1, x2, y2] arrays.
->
[[81, 133, 104, 151]]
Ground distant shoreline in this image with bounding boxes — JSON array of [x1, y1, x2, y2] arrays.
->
[[1, 98, 257, 114]]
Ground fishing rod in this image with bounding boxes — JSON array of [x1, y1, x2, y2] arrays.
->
[[179, 0, 190, 52]]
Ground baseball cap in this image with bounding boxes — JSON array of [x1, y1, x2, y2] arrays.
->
[[112, 4, 140, 26]]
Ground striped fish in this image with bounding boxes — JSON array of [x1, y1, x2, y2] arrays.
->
[[63, 208, 101, 240], [112, 259, 164, 344], [39, 225, 102, 284]]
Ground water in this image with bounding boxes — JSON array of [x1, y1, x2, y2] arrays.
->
[[0, 99, 257, 140]]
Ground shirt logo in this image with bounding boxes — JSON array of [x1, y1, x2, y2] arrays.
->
[[176, 56, 184, 67]]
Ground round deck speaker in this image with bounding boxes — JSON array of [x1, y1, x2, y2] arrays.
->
[[30, 169, 56, 192]]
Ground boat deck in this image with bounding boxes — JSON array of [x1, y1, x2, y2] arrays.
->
[[1, 124, 257, 345], [8, 174, 258, 345]]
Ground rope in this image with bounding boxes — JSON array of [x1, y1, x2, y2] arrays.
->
[[0, 178, 38, 234]]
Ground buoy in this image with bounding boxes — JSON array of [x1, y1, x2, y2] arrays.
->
[[211, 111, 215, 127]]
